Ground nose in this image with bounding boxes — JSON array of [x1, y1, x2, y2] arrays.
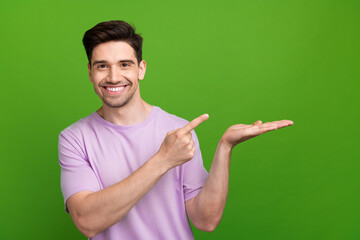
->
[[109, 65, 122, 83]]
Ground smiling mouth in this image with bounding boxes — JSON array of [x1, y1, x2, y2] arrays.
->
[[102, 85, 128, 94], [105, 86, 126, 91]]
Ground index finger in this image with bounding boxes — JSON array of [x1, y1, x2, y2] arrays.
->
[[181, 114, 209, 133]]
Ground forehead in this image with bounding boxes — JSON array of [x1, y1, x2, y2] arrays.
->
[[91, 41, 136, 62]]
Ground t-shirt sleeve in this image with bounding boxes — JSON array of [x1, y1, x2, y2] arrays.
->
[[182, 130, 208, 202], [58, 131, 101, 212]]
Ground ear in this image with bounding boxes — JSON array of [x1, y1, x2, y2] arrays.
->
[[138, 60, 146, 80], [87, 63, 93, 82]]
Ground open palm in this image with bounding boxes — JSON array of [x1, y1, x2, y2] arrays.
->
[[222, 120, 294, 148]]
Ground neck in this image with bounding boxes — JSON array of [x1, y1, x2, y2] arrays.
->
[[97, 97, 152, 126]]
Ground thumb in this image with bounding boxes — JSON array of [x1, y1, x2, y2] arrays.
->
[[252, 120, 262, 126]]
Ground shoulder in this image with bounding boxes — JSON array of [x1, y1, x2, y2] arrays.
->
[[58, 113, 97, 141]]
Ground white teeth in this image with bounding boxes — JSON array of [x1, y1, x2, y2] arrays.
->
[[106, 86, 125, 92]]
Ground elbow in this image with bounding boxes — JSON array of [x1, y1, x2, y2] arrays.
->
[[67, 193, 102, 238], [73, 214, 99, 238], [201, 223, 217, 232], [84, 232, 97, 239], [204, 219, 221, 232], [82, 231, 97, 239], [82, 229, 97, 239], [195, 217, 221, 232], [196, 222, 218, 232]]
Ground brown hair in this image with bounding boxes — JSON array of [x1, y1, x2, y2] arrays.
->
[[82, 20, 143, 67]]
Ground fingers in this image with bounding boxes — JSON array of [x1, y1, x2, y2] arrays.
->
[[271, 120, 294, 128], [181, 114, 209, 133], [257, 120, 294, 133]]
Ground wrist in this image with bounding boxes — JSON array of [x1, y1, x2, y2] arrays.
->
[[219, 138, 233, 154], [149, 152, 171, 175]]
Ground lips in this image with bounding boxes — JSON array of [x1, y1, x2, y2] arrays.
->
[[105, 86, 126, 91], [102, 85, 128, 95]]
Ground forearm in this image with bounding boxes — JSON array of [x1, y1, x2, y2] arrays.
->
[[70, 153, 168, 237], [187, 139, 232, 231]]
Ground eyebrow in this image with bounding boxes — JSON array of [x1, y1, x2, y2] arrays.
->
[[92, 59, 136, 66]]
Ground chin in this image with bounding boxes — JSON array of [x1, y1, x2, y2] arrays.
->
[[102, 98, 131, 108], [104, 102, 127, 108]]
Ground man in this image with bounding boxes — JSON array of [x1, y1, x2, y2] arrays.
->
[[58, 20, 293, 239]]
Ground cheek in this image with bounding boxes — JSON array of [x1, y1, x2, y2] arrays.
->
[[92, 72, 107, 82], [124, 71, 139, 81]]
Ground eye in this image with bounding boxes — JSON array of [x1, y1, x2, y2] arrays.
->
[[96, 64, 108, 69], [121, 63, 130, 67]]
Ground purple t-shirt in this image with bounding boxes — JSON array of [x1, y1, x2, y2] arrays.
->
[[58, 106, 208, 240]]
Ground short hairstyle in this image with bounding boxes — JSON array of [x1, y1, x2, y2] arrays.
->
[[82, 20, 143, 66]]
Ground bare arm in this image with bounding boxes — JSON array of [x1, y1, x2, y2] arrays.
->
[[186, 119, 294, 231], [67, 154, 167, 238], [66, 114, 209, 238], [185, 139, 231, 232]]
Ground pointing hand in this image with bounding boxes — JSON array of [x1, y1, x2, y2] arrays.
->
[[157, 114, 209, 169]]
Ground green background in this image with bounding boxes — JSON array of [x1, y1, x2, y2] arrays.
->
[[1, 0, 359, 239]]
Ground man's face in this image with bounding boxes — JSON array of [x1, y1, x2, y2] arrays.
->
[[88, 41, 146, 108]]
